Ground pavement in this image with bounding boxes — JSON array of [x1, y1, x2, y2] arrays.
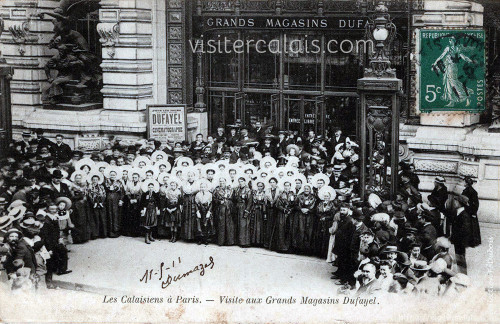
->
[[52, 222, 500, 294], [1, 223, 498, 323]]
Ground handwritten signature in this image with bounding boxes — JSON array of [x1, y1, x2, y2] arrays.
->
[[140, 256, 215, 289]]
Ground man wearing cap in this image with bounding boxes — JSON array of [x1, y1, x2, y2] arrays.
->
[[8, 226, 38, 276], [50, 134, 72, 163]]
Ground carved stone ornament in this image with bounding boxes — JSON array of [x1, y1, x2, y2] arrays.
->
[[97, 22, 120, 58]]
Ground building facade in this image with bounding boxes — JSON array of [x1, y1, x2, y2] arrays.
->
[[1, 0, 499, 223]]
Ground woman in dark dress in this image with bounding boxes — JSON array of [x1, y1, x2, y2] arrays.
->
[[86, 172, 107, 239], [140, 180, 160, 244], [104, 167, 124, 238], [233, 175, 253, 247], [294, 183, 316, 254], [250, 179, 267, 246], [124, 171, 142, 237], [213, 175, 235, 246], [164, 177, 183, 242], [181, 168, 198, 241], [314, 186, 337, 259], [270, 178, 296, 253], [195, 180, 214, 245], [264, 177, 280, 249], [69, 171, 90, 243]]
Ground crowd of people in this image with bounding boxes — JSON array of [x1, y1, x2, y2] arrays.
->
[[0, 124, 481, 296]]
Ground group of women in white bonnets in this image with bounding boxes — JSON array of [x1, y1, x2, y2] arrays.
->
[[68, 150, 339, 256]]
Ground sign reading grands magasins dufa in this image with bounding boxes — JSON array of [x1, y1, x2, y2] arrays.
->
[[419, 29, 486, 113], [147, 105, 187, 143]]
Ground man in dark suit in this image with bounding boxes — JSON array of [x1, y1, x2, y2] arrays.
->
[[327, 128, 346, 157], [355, 263, 382, 296], [259, 136, 276, 156], [428, 176, 448, 213], [0, 179, 17, 205], [275, 131, 288, 157], [50, 134, 72, 163], [34, 129, 54, 154], [252, 121, 267, 143], [18, 131, 32, 156], [8, 227, 37, 275], [48, 170, 72, 200], [303, 130, 316, 154]]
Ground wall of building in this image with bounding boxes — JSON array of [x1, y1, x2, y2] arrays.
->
[[1, 0, 498, 223], [402, 0, 500, 224]]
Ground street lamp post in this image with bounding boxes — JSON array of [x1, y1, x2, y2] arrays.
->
[[357, 1, 402, 200], [0, 17, 14, 159]]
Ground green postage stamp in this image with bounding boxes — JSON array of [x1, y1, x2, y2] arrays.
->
[[419, 29, 486, 113]]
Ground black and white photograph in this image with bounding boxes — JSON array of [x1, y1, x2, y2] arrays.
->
[[0, 0, 499, 322]]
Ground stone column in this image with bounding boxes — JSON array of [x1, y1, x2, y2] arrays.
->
[[96, 0, 153, 138], [0, 0, 55, 139]]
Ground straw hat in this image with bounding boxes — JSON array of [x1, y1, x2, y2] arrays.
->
[[55, 196, 72, 210], [87, 171, 104, 184], [273, 166, 288, 179], [167, 176, 182, 188], [153, 160, 172, 173], [286, 144, 300, 156], [260, 156, 277, 170], [252, 177, 267, 190], [151, 150, 169, 162], [157, 172, 171, 184], [286, 156, 300, 168], [141, 165, 158, 179], [176, 156, 194, 167], [215, 160, 229, 171], [278, 176, 295, 192], [202, 163, 218, 176], [70, 170, 87, 183], [170, 166, 184, 179], [265, 174, 280, 186], [8, 205, 27, 222], [129, 167, 145, 181], [132, 156, 152, 168], [318, 185, 336, 200], [74, 158, 95, 171], [242, 164, 257, 176], [312, 173, 330, 188], [141, 179, 160, 192], [368, 193, 383, 209], [214, 172, 232, 187], [293, 173, 307, 186], [103, 165, 121, 179]]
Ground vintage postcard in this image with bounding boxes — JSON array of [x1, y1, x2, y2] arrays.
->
[[0, 0, 499, 323]]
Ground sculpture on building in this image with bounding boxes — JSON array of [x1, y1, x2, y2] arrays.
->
[[40, 0, 102, 106]]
